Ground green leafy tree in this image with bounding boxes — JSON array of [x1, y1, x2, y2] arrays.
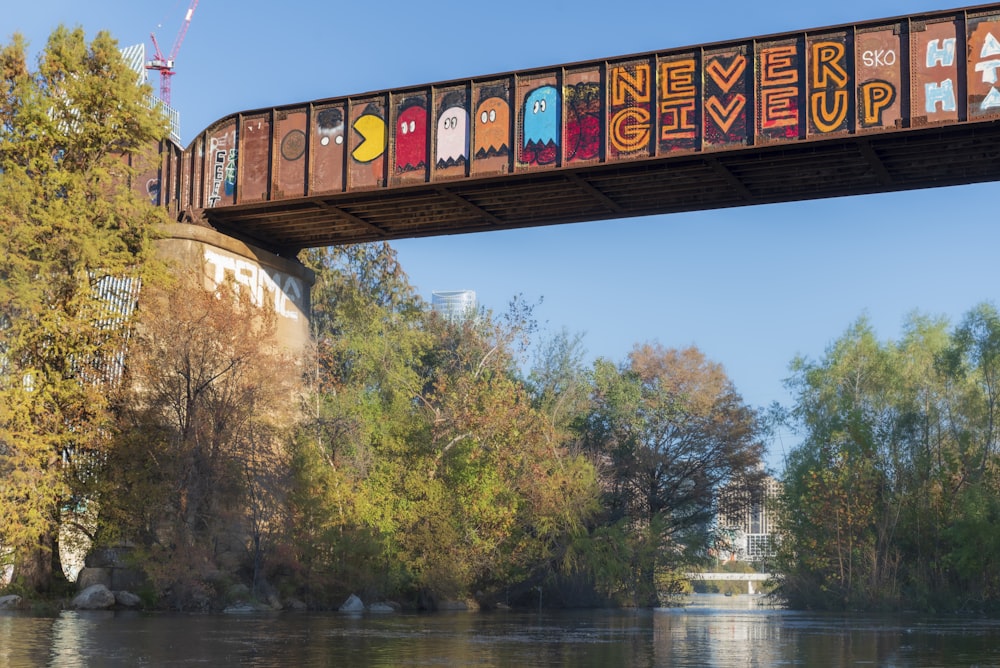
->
[[0, 27, 167, 592], [411, 300, 600, 601], [527, 328, 592, 445], [291, 247, 600, 607], [580, 343, 764, 606], [289, 244, 432, 601], [777, 318, 901, 608], [778, 307, 1000, 612]]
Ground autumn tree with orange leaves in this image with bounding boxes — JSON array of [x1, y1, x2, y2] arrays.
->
[[579, 343, 764, 606]]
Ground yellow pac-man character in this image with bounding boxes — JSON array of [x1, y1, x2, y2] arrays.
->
[[352, 113, 386, 163]]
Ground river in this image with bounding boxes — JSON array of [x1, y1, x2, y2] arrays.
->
[[2, 594, 1000, 667]]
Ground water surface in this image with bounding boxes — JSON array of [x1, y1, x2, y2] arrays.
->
[[2, 594, 999, 667]]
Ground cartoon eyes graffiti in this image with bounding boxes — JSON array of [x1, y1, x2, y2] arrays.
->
[[532, 99, 547, 114], [437, 107, 469, 167], [316, 107, 346, 147], [395, 104, 427, 171], [475, 96, 510, 158]]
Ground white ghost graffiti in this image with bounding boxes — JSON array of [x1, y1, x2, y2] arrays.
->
[[436, 106, 469, 167]]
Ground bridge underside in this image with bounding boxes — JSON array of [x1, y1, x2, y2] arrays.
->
[[202, 120, 1000, 255]]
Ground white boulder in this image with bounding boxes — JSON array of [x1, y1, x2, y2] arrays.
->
[[72, 584, 116, 610]]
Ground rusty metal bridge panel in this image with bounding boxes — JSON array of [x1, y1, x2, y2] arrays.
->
[[148, 3, 1000, 254]]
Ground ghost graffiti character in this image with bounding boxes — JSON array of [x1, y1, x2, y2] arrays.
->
[[475, 94, 510, 159], [521, 85, 560, 165], [436, 91, 469, 169], [395, 98, 427, 172]]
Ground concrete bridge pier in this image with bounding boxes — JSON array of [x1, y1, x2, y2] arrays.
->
[[155, 223, 315, 353]]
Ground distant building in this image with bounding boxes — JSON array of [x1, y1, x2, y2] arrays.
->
[[716, 474, 781, 563], [432, 290, 477, 322]]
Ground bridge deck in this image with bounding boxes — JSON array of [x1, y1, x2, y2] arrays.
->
[[201, 120, 1000, 253], [147, 3, 1000, 254]]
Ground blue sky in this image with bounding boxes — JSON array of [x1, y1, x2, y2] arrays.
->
[[6, 0, 998, 469]]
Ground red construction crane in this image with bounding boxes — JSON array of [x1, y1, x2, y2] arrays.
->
[[146, 0, 199, 106]]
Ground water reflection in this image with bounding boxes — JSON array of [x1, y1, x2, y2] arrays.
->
[[2, 595, 1000, 666]]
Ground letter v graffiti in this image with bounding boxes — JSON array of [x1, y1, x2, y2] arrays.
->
[[705, 54, 747, 137], [706, 56, 747, 92], [706, 96, 747, 133]]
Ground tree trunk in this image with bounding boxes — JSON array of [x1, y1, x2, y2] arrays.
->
[[14, 530, 70, 595]]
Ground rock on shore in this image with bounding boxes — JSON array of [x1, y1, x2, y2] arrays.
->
[[72, 584, 117, 610]]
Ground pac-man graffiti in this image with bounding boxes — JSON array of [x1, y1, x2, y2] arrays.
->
[[316, 108, 345, 147], [395, 97, 427, 173], [352, 103, 386, 164]]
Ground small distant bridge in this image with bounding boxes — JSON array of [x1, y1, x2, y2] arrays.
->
[[685, 572, 774, 595]]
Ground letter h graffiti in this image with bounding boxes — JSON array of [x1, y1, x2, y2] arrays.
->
[[925, 38, 957, 114]]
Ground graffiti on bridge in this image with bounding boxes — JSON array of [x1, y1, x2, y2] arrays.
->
[[183, 6, 1000, 209]]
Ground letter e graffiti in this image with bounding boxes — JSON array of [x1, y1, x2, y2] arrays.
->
[[761, 46, 798, 86]]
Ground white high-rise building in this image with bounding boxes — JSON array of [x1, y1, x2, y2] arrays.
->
[[431, 290, 477, 322], [716, 475, 780, 562]]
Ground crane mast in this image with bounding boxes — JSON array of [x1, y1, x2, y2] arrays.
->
[[146, 0, 199, 106]]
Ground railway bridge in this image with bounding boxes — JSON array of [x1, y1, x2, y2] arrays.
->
[[142, 3, 1000, 344]]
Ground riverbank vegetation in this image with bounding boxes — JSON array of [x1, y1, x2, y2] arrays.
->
[[0, 27, 168, 595], [0, 24, 767, 606], [776, 307, 1000, 613], [1, 26, 765, 612]]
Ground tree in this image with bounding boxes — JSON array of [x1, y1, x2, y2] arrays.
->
[[777, 318, 902, 608], [580, 343, 764, 605], [97, 276, 298, 608], [0, 27, 167, 592], [288, 244, 432, 602], [527, 328, 592, 445], [777, 308, 1000, 612], [290, 248, 601, 607]]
